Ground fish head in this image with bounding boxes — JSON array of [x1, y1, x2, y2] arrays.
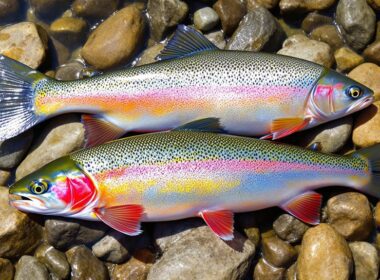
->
[[309, 69, 374, 120], [9, 156, 97, 216]]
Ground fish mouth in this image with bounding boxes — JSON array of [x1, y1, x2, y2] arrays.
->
[[9, 193, 46, 212], [346, 95, 374, 114]]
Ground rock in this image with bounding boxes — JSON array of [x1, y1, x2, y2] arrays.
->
[[194, 7, 220, 32], [226, 7, 285, 52], [205, 30, 226, 49], [253, 258, 285, 280], [375, 202, 380, 227], [334, 47, 364, 72], [213, 0, 246, 36], [367, 0, 380, 10], [0, 170, 10, 186], [0, 0, 19, 18], [136, 43, 164, 66], [237, 212, 261, 247], [148, 0, 188, 41], [14, 256, 49, 280], [279, 0, 336, 13], [247, 0, 279, 9], [149, 219, 255, 280], [16, 114, 85, 180], [285, 262, 297, 280], [0, 22, 47, 69], [55, 60, 86, 80], [289, 116, 353, 153], [72, 0, 119, 18], [35, 243, 70, 280], [44, 218, 108, 250], [363, 40, 380, 65], [301, 12, 333, 33], [50, 17, 87, 45], [277, 34, 333, 67], [261, 230, 297, 267], [349, 242, 378, 280], [348, 63, 380, 101], [0, 130, 33, 169], [82, 5, 144, 70], [0, 258, 14, 280], [273, 214, 309, 243], [112, 248, 155, 280], [297, 224, 353, 280], [353, 101, 380, 148], [66, 245, 109, 280], [92, 231, 129, 264], [336, 0, 376, 51], [326, 192, 372, 241], [0, 186, 43, 258], [277, 18, 305, 37], [30, 0, 71, 18], [310, 24, 344, 51]]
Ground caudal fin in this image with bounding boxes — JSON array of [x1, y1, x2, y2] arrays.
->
[[0, 55, 45, 141]]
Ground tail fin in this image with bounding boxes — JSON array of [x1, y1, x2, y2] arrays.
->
[[354, 144, 380, 198], [0, 55, 45, 141]]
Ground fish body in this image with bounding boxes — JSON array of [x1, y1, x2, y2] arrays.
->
[[9, 129, 380, 240], [0, 25, 374, 145]]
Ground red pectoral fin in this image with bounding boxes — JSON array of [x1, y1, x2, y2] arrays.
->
[[280, 191, 322, 225], [199, 209, 234, 240], [261, 117, 311, 140], [94, 205, 144, 236]]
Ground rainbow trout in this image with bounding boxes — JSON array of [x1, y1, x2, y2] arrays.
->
[[9, 122, 380, 240], [0, 25, 374, 146]]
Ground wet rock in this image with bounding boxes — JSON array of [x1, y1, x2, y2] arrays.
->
[[44, 218, 108, 250], [237, 212, 261, 247], [82, 5, 144, 70], [336, 0, 376, 51], [148, 0, 188, 41], [289, 116, 353, 153], [226, 7, 285, 52], [363, 40, 380, 65], [72, 0, 119, 18], [253, 258, 285, 280], [0, 186, 43, 258], [297, 224, 353, 280], [55, 60, 86, 80], [285, 262, 297, 280], [0, 22, 47, 69], [301, 12, 333, 33], [349, 242, 378, 280], [261, 230, 297, 267], [273, 214, 309, 243], [213, 0, 246, 36], [277, 34, 333, 67], [367, 0, 380, 10], [194, 7, 220, 32], [0, 130, 33, 169], [277, 18, 305, 37], [150, 219, 255, 280], [279, 0, 336, 13], [0, 258, 14, 280], [112, 248, 155, 280], [334, 47, 364, 72], [15, 256, 49, 280], [50, 17, 87, 45], [92, 231, 129, 264], [353, 101, 380, 148], [247, 0, 279, 9], [348, 63, 380, 101], [0, 170, 9, 186], [66, 245, 109, 280], [377, 21, 380, 41], [326, 192, 372, 241], [30, 0, 71, 18], [16, 115, 85, 180], [0, 0, 19, 18], [35, 243, 70, 280], [136, 43, 164, 66], [310, 24, 344, 51], [375, 201, 380, 227], [205, 30, 226, 49]]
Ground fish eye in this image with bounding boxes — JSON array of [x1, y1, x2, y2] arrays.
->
[[29, 179, 50, 195], [346, 86, 363, 99]]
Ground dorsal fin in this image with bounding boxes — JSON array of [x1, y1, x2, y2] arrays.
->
[[156, 25, 218, 61], [173, 118, 224, 133]]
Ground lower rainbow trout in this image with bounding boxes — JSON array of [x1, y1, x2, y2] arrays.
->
[[9, 126, 380, 240], [0, 25, 374, 146]]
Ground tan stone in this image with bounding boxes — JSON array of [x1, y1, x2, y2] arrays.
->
[[310, 24, 344, 51], [334, 47, 364, 72], [253, 258, 285, 280], [363, 40, 380, 65], [0, 258, 14, 280], [136, 43, 165, 66], [50, 17, 87, 34], [0, 170, 10, 186], [352, 101, 380, 148], [348, 63, 380, 101]]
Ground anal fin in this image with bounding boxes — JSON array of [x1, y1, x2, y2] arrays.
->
[[261, 117, 311, 140], [280, 191, 322, 225], [199, 209, 234, 240], [81, 114, 125, 147]]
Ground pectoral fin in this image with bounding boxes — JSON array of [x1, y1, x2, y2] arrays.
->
[[199, 209, 234, 240], [280, 191, 322, 225], [261, 117, 311, 140], [81, 114, 125, 147], [94, 204, 144, 236], [173, 118, 224, 133]]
